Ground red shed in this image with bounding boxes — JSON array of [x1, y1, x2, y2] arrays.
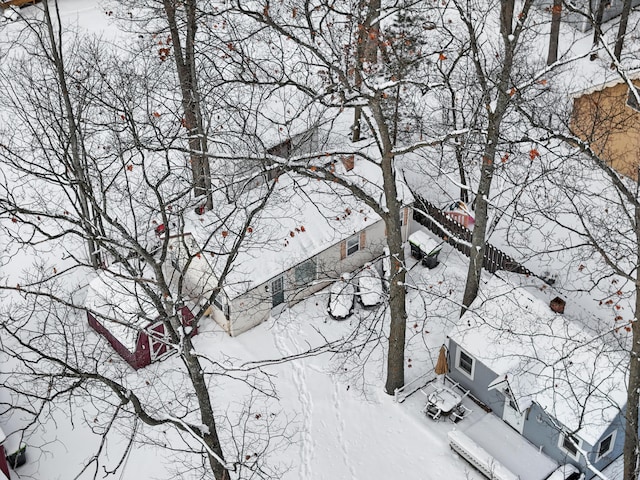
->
[[85, 271, 197, 370], [0, 427, 10, 479]]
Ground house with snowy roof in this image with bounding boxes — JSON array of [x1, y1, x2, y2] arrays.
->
[[446, 277, 628, 479], [164, 163, 413, 336], [156, 103, 416, 336]]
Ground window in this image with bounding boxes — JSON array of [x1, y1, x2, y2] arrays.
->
[[213, 294, 223, 310], [271, 276, 285, 307], [627, 88, 640, 112], [596, 431, 616, 460], [295, 259, 317, 286], [559, 433, 581, 460], [456, 348, 475, 379], [346, 235, 360, 256]]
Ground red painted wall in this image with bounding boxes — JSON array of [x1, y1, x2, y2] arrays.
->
[[87, 306, 197, 370], [0, 445, 10, 478]]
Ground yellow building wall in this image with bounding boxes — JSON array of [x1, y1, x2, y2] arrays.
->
[[572, 81, 640, 180]]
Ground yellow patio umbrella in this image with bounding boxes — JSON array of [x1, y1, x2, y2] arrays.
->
[[434, 345, 448, 376]]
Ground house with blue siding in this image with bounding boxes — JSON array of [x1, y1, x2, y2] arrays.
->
[[446, 277, 628, 479]]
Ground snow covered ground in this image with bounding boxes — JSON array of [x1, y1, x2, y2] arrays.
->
[[0, 4, 485, 479], [1, 1, 637, 479], [4, 241, 487, 480]]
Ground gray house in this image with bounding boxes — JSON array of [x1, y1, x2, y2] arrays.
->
[[447, 277, 627, 479]]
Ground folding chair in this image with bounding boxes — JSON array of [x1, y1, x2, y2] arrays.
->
[[424, 402, 442, 421], [449, 404, 471, 423]]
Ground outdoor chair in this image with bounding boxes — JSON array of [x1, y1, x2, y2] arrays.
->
[[449, 404, 471, 423], [424, 402, 442, 421]]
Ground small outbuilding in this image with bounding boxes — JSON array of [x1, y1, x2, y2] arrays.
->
[[85, 270, 196, 370]]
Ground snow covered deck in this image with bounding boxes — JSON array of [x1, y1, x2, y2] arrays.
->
[[449, 413, 558, 480]]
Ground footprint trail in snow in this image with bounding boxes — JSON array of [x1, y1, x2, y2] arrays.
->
[[273, 312, 315, 479]]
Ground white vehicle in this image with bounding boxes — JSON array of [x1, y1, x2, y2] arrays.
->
[[328, 274, 356, 320], [357, 265, 383, 307]]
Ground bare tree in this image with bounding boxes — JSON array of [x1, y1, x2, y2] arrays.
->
[[458, 0, 539, 313], [221, 0, 468, 395], [0, 5, 292, 479]]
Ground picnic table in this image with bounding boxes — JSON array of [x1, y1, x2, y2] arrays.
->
[[422, 384, 470, 422], [428, 385, 461, 415]]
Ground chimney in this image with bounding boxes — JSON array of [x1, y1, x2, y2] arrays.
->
[[550, 296, 566, 314]]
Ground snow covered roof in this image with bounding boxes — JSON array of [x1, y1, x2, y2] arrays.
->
[[570, 69, 640, 98], [211, 106, 415, 207], [449, 277, 628, 444], [178, 171, 386, 299], [84, 269, 158, 352]]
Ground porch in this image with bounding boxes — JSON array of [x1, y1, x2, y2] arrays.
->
[[448, 413, 558, 480]]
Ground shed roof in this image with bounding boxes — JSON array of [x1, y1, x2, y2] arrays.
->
[[449, 277, 628, 444], [85, 269, 158, 352]]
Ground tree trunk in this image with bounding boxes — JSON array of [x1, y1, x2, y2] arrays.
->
[[461, 154, 494, 313], [384, 221, 407, 396], [163, 0, 213, 209], [184, 339, 230, 480], [623, 202, 640, 480], [369, 98, 407, 395], [352, 103, 363, 142], [500, 0, 514, 37], [613, 0, 633, 62], [455, 147, 470, 204], [547, 0, 562, 65], [43, 1, 103, 269], [624, 305, 640, 480], [160, 300, 229, 480], [591, 0, 610, 59], [460, 0, 519, 314], [352, 0, 381, 142]]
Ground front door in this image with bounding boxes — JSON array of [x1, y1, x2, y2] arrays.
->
[[502, 389, 525, 433], [271, 276, 285, 308]]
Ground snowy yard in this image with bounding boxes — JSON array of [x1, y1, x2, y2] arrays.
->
[[1, 0, 639, 478], [4, 242, 487, 480]]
